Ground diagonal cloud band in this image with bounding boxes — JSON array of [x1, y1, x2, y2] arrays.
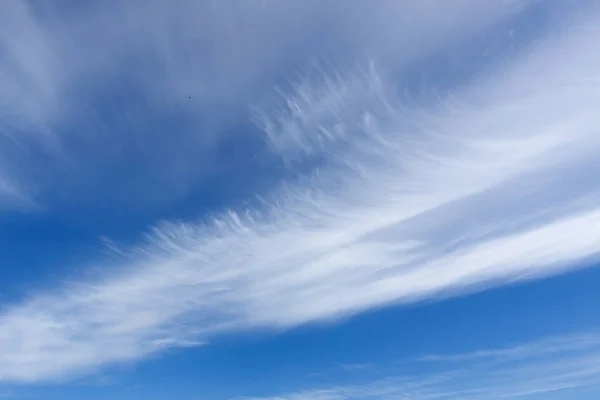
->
[[1, 1, 600, 383]]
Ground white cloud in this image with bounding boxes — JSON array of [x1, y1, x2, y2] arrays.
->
[[0, 175, 23, 208], [0, 0, 528, 208], [418, 332, 600, 363], [0, 0, 599, 384], [239, 332, 600, 400]]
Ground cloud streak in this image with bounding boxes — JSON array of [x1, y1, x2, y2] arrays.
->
[[0, 0, 599, 384], [239, 331, 600, 400]]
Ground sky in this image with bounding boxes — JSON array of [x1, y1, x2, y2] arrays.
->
[[1, 0, 600, 399]]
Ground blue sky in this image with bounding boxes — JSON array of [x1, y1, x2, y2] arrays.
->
[[1, 0, 600, 399]]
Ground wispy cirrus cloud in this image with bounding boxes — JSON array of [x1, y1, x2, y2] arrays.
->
[[238, 332, 600, 400], [0, 0, 599, 385], [0, 175, 23, 208], [417, 332, 600, 364], [0, 0, 524, 208]]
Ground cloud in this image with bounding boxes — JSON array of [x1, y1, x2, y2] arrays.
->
[[0, 175, 24, 208], [238, 331, 600, 400], [417, 332, 600, 363], [0, 0, 527, 209], [1, 0, 599, 384]]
